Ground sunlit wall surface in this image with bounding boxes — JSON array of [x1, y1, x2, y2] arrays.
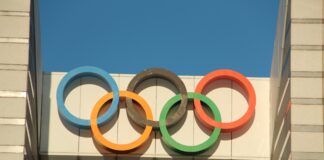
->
[[40, 73, 270, 159], [0, 0, 41, 160], [290, 0, 324, 159], [271, 0, 324, 159], [1, 0, 323, 160]]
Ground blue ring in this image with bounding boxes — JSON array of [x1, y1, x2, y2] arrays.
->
[[56, 66, 119, 129]]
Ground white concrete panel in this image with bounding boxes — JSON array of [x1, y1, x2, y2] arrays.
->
[[79, 156, 116, 160], [232, 79, 270, 158], [0, 0, 30, 12], [117, 75, 156, 157], [291, 77, 323, 98], [155, 77, 194, 158], [291, 50, 323, 72], [291, 0, 323, 19], [117, 156, 154, 160], [0, 124, 25, 145], [0, 98, 26, 118], [0, 153, 24, 160], [0, 16, 29, 38], [40, 73, 271, 159], [291, 132, 324, 152], [0, 70, 27, 91], [0, 43, 29, 65], [78, 75, 119, 155], [291, 23, 323, 45], [40, 73, 79, 154], [291, 105, 324, 125], [193, 77, 232, 158], [156, 157, 193, 160], [42, 156, 78, 160]]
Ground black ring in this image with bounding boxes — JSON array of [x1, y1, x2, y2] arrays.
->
[[126, 68, 188, 130]]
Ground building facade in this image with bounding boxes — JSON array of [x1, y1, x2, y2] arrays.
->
[[270, 0, 324, 159], [0, 0, 41, 160], [0, 0, 323, 159]]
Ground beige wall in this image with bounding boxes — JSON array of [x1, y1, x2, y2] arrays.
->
[[290, 0, 324, 159], [0, 0, 30, 160], [40, 72, 270, 160], [271, 0, 324, 159], [0, 0, 41, 160]]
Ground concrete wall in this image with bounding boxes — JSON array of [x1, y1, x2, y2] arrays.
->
[[4, 0, 324, 159], [0, 0, 41, 160], [290, 0, 324, 159], [40, 72, 270, 160], [0, 0, 30, 159], [271, 0, 324, 159], [270, 0, 291, 159]]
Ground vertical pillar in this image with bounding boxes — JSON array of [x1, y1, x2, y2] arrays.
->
[[0, 0, 41, 160], [290, 0, 324, 159], [270, 0, 291, 159]]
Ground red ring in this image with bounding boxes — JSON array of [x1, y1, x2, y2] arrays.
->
[[194, 69, 256, 131]]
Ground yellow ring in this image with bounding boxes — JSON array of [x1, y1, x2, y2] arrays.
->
[[90, 91, 153, 151]]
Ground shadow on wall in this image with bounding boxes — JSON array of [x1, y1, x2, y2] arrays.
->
[[40, 74, 255, 159], [39, 73, 51, 157]]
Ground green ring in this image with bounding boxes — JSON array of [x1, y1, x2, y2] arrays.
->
[[159, 92, 222, 153]]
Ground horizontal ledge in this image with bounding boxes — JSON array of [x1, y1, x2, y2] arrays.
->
[[0, 11, 29, 17], [0, 91, 26, 98], [291, 71, 323, 78], [0, 118, 25, 125], [292, 152, 324, 160], [292, 125, 324, 132], [0, 38, 29, 44], [291, 45, 324, 51], [39, 153, 270, 159], [44, 72, 269, 81], [291, 98, 324, 105], [0, 64, 28, 71], [0, 146, 24, 153], [291, 18, 324, 24]]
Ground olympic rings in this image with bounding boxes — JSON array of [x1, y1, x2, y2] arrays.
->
[[91, 91, 153, 151], [159, 93, 221, 153], [126, 68, 188, 129], [194, 69, 256, 131], [56, 66, 119, 128], [57, 66, 256, 153]]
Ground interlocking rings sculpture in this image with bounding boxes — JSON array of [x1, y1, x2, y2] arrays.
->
[[57, 66, 256, 154]]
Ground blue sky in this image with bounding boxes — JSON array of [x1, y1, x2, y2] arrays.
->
[[40, 0, 278, 77]]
